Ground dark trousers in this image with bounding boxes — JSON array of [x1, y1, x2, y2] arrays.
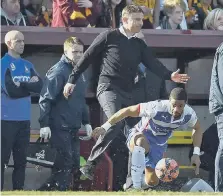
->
[[1, 120, 30, 190], [215, 113, 223, 192], [41, 129, 80, 191], [88, 88, 134, 190]]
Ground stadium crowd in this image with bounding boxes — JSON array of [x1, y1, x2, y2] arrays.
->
[[1, 0, 223, 194], [1, 0, 223, 29]]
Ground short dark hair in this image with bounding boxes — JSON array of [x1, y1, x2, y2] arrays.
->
[[122, 4, 144, 17], [169, 87, 187, 101]]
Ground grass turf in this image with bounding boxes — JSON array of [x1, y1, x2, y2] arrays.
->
[[1, 191, 221, 196]]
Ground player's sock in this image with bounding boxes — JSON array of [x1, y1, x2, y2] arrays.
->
[[131, 146, 145, 189]]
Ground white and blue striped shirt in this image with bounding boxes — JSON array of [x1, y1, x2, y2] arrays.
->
[[135, 100, 197, 145]]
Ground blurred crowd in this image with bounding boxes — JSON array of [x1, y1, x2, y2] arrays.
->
[[1, 0, 223, 30]]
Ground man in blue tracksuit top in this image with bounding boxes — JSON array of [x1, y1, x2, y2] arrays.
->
[[1, 30, 42, 190], [38, 37, 92, 191]]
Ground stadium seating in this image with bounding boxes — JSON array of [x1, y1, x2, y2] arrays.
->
[[167, 131, 195, 170]]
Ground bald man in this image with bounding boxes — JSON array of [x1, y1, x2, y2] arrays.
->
[[1, 30, 42, 190]]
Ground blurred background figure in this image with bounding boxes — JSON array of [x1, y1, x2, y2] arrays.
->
[[20, 0, 52, 26], [95, 0, 126, 28], [1, 0, 30, 26], [203, 8, 223, 30], [157, 0, 186, 29]]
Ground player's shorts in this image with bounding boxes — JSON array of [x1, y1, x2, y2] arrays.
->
[[126, 128, 168, 169]]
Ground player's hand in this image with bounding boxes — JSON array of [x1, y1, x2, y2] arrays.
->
[[63, 83, 75, 99], [190, 154, 201, 175], [171, 69, 190, 84], [92, 127, 106, 140]]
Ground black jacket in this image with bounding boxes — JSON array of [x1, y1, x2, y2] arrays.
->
[[39, 55, 89, 131], [133, 62, 168, 104], [209, 42, 223, 115]]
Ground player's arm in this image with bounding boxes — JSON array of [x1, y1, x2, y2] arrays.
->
[[92, 102, 155, 139], [91, 105, 140, 139], [192, 120, 203, 152], [191, 120, 203, 175], [101, 105, 140, 130], [67, 30, 109, 84]]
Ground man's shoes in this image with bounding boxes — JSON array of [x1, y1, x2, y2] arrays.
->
[[80, 163, 95, 180], [126, 186, 143, 192], [37, 183, 55, 191]]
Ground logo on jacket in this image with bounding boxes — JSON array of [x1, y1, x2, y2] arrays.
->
[[10, 63, 16, 71], [36, 150, 45, 159], [24, 66, 29, 73]]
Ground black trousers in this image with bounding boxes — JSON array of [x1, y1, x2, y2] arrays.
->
[[1, 120, 30, 190], [88, 87, 135, 191], [40, 129, 80, 191]]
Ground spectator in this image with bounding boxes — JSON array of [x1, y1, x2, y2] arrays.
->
[[126, 0, 158, 28], [189, 123, 218, 189], [209, 41, 223, 192], [20, 0, 52, 26], [160, 0, 189, 29], [186, 0, 212, 29], [157, 0, 186, 29], [1, 30, 42, 190], [215, 0, 223, 8], [188, 0, 200, 9], [204, 8, 223, 30], [51, 0, 101, 27], [38, 37, 92, 191], [95, 0, 126, 28], [1, 0, 30, 26]]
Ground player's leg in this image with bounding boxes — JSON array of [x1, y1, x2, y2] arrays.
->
[[144, 167, 159, 187], [128, 132, 149, 189], [143, 140, 168, 188], [80, 90, 124, 180]]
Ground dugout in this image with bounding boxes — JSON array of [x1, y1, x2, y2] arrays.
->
[[1, 26, 223, 190]]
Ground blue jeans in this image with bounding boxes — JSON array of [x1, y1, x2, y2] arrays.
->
[[215, 112, 223, 192]]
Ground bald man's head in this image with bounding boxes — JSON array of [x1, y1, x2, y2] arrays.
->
[[5, 30, 25, 55]]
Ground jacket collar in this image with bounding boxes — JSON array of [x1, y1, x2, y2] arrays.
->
[[60, 54, 75, 68]]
